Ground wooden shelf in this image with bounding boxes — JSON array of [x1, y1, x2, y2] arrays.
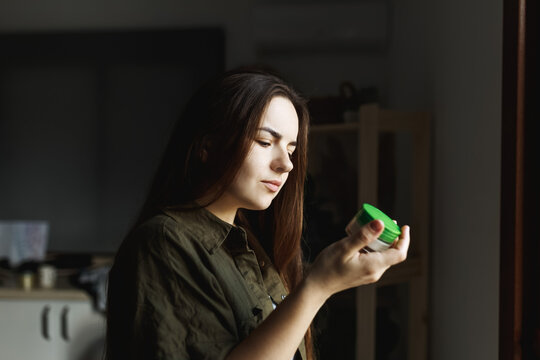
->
[[310, 110, 430, 134]]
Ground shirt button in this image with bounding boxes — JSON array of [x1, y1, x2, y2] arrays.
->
[[252, 307, 262, 316]]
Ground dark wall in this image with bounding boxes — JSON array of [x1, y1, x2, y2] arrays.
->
[[0, 29, 225, 253]]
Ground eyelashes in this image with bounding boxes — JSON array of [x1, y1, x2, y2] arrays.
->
[[256, 140, 294, 159], [256, 140, 271, 147]]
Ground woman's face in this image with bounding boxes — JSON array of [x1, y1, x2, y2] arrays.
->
[[213, 96, 299, 221]]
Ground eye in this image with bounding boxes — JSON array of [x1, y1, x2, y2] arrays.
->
[[288, 147, 296, 159], [256, 140, 271, 147]]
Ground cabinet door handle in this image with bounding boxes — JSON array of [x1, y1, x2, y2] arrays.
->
[[41, 305, 51, 340], [61, 305, 70, 341]]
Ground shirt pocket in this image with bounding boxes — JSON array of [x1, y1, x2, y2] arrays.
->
[[238, 302, 266, 338]]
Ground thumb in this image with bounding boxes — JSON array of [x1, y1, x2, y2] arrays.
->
[[343, 219, 384, 254]]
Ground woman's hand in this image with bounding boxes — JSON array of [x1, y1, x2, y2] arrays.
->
[[304, 220, 410, 301]]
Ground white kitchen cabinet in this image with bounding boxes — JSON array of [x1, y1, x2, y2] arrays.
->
[[0, 289, 105, 360]]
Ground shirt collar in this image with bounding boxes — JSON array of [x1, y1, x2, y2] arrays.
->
[[162, 206, 247, 254]]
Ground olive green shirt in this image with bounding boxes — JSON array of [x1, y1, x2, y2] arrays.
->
[[107, 207, 306, 360]]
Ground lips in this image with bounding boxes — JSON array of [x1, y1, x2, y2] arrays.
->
[[262, 180, 282, 192]]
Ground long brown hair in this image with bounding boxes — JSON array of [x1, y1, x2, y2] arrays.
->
[[129, 67, 314, 358]]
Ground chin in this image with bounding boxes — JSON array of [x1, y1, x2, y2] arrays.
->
[[247, 203, 272, 211], [242, 198, 274, 211]]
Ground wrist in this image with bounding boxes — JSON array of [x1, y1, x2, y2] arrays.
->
[[299, 273, 332, 306]]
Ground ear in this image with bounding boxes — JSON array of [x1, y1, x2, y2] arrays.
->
[[198, 135, 214, 163], [200, 148, 208, 162]]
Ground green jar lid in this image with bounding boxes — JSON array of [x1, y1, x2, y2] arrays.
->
[[355, 203, 401, 244]]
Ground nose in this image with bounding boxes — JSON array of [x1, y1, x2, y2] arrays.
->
[[271, 147, 294, 173]]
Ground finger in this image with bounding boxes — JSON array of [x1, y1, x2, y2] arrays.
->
[[395, 225, 410, 251], [342, 219, 384, 255], [384, 225, 410, 264]]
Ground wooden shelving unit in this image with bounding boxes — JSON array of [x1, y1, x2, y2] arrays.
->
[[308, 103, 430, 360]]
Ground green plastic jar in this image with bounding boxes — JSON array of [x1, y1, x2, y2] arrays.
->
[[345, 203, 401, 252]]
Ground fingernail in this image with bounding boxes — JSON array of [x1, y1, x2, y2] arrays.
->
[[370, 220, 382, 232]]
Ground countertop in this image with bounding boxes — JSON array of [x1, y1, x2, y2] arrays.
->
[[0, 286, 90, 300]]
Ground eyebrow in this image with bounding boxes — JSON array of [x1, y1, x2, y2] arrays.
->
[[258, 127, 297, 146]]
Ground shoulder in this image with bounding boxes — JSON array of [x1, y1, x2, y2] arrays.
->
[[115, 207, 233, 267], [111, 212, 210, 283], [126, 212, 201, 255]]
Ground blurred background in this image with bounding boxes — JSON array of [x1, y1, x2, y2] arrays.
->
[[0, 0, 507, 359]]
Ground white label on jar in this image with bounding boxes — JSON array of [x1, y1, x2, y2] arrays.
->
[[365, 238, 393, 252]]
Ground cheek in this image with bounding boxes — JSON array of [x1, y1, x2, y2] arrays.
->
[[242, 151, 266, 177], [281, 172, 290, 187], [232, 162, 258, 188]]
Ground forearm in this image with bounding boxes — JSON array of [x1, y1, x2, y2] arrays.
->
[[226, 277, 328, 360]]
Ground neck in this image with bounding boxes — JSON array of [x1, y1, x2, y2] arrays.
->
[[199, 196, 238, 225]]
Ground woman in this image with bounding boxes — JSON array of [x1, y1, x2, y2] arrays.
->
[[105, 68, 410, 360]]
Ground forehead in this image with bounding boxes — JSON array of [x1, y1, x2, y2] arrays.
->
[[259, 96, 299, 140]]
